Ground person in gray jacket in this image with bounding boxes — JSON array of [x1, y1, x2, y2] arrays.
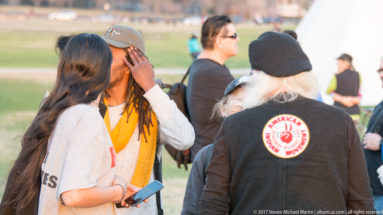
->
[[181, 76, 250, 215]]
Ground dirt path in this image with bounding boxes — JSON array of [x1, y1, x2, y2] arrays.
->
[[0, 67, 249, 80], [0, 68, 57, 83]]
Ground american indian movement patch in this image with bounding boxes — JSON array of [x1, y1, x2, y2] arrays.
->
[[262, 114, 310, 159]]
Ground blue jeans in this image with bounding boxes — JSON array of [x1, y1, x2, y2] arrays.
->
[[374, 195, 383, 212]]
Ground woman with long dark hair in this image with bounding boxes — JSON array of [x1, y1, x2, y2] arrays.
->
[[0, 33, 129, 214]]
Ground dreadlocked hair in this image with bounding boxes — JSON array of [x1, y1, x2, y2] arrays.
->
[[125, 72, 154, 142]]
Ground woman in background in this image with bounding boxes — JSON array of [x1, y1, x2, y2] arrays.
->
[[326, 53, 361, 122]]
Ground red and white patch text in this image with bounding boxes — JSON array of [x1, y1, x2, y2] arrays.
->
[[262, 114, 310, 159]]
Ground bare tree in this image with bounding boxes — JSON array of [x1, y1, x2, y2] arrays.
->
[[95, 0, 106, 9], [153, 0, 160, 14], [8, 0, 20, 5], [31, 0, 42, 7]]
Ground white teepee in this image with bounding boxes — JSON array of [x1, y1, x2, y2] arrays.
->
[[296, 0, 383, 106]]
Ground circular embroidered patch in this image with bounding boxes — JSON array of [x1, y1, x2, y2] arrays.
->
[[262, 114, 310, 159]]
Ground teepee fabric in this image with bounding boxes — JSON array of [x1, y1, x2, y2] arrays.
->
[[296, 0, 383, 105]]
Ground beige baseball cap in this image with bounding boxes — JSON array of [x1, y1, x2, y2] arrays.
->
[[102, 25, 145, 53]]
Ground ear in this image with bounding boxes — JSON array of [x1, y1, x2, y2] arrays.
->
[[220, 105, 227, 118], [215, 37, 223, 49]]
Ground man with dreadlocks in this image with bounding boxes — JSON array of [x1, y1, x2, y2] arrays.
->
[[100, 25, 195, 215]]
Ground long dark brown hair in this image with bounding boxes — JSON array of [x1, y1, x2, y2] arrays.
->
[[2, 33, 112, 211]]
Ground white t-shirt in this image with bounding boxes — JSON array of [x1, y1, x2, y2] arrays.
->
[[38, 104, 118, 215], [109, 103, 125, 130]]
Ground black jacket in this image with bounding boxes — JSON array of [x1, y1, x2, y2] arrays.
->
[[185, 59, 234, 161], [200, 97, 374, 214], [364, 101, 383, 195]]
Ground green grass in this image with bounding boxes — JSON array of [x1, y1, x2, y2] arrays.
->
[[0, 79, 54, 198], [0, 25, 282, 68], [0, 31, 59, 67], [0, 79, 53, 113], [0, 111, 37, 199]]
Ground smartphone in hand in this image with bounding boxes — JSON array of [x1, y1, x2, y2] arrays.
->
[[116, 180, 164, 208], [126, 180, 164, 207]]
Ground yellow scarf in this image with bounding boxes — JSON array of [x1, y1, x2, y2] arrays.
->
[[103, 98, 158, 188]]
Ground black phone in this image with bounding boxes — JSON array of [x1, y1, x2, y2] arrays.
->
[[116, 180, 164, 208]]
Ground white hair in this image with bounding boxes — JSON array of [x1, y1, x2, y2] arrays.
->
[[211, 87, 246, 119], [243, 71, 319, 108]]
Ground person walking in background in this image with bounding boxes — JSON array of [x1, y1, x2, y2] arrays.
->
[[326, 53, 361, 122], [363, 57, 383, 211], [187, 32, 201, 60], [186, 15, 238, 161], [101, 25, 194, 215], [181, 76, 250, 215], [0, 33, 135, 215], [200, 32, 374, 214]]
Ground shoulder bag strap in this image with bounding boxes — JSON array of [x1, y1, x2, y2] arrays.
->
[[180, 67, 191, 84], [154, 129, 163, 215]]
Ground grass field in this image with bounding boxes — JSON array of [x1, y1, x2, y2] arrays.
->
[[0, 19, 293, 68]]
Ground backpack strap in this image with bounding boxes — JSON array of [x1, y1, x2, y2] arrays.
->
[[180, 67, 191, 84], [154, 131, 163, 215], [154, 154, 163, 215]]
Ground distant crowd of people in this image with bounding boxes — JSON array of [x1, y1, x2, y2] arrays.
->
[[1, 14, 383, 215]]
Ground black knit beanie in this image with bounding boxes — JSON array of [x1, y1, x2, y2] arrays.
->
[[248, 31, 312, 77]]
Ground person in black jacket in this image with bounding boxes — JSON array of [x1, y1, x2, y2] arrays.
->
[[200, 32, 374, 215], [363, 57, 383, 211]]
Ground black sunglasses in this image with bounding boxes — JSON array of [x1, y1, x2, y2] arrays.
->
[[377, 68, 383, 73], [222, 32, 238, 39]]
